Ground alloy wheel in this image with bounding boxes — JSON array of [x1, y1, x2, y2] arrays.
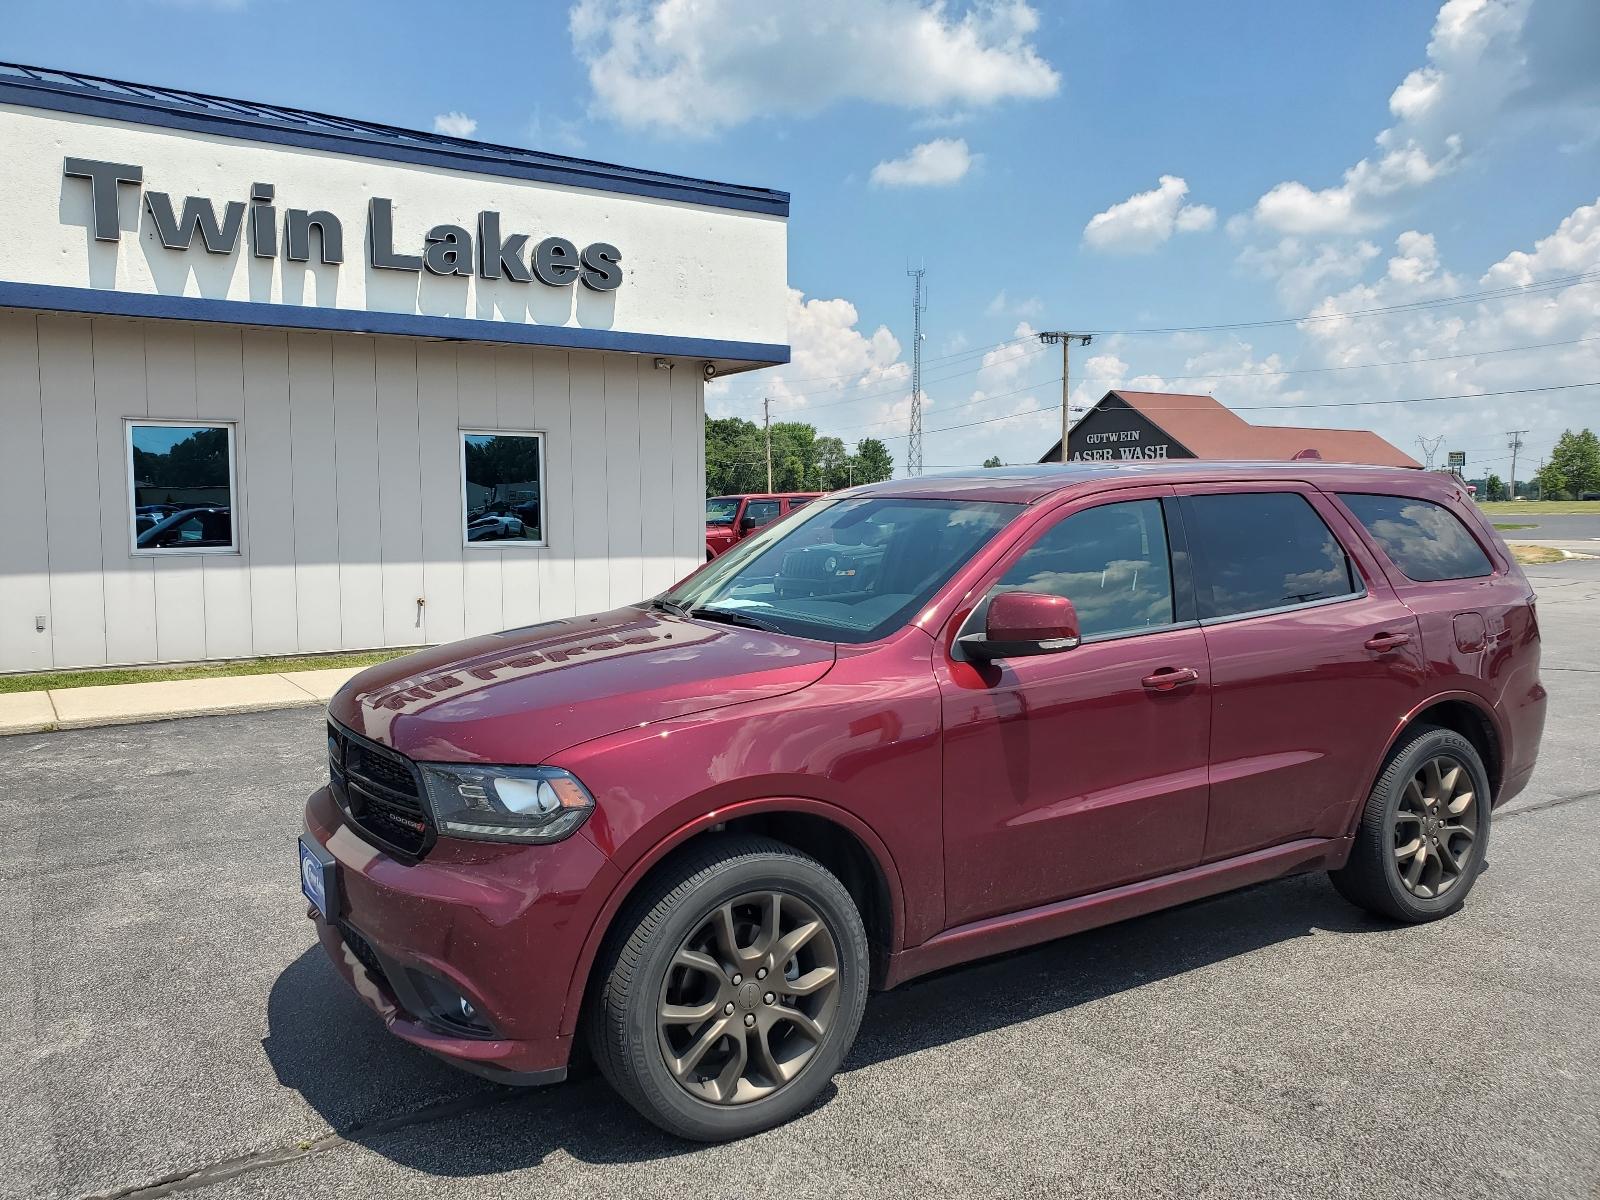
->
[[1392, 754, 1479, 899], [656, 890, 842, 1105]]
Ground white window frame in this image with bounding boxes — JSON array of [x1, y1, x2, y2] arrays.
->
[[126, 418, 241, 557], [460, 429, 548, 550]]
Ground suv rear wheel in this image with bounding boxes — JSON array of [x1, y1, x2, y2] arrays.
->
[[1331, 724, 1491, 922], [587, 836, 869, 1141]]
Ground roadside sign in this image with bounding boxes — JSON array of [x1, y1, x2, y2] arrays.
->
[[1447, 451, 1466, 468]]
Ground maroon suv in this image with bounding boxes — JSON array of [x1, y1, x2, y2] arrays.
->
[[300, 462, 1545, 1141]]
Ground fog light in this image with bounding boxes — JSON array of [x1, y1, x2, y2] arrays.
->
[[458, 996, 478, 1022]]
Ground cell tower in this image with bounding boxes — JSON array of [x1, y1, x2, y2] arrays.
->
[[907, 267, 926, 476]]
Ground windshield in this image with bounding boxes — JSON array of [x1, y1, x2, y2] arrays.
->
[[706, 498, 741, 525], [664, 497, 1019, 644]]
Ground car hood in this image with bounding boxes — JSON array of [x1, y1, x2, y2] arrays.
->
[[328, 606, 836, 764]]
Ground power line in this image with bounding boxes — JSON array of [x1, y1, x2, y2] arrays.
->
[[1080, 270, 1600, 336], [761, 332, 1037, 388], [756, 330, 1597, 415], [859, 381, 1600, 443]]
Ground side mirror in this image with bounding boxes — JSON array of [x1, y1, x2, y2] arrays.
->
[[961, 591, 1081, 661]]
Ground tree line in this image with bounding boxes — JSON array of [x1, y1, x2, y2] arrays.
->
[[705, 417, 895, 496], [1532, 428, 1600, 500]]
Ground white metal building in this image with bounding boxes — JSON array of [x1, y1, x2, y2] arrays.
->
[[0, 64, 789, 674]]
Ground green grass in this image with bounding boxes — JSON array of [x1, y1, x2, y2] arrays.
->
[[1508, 544, 1566, 565], [0, 649, 416, 695], [1477, 500, 1600, 515], [1493, 522, 1535, 530]]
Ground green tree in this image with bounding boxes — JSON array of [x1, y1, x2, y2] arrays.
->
[[1533, 461, 1567, 501], [982, 455, 1003, 468], [852, 438, 895, 484], [1483, 473, 1505, 502], [814, 436, 850, 490], [704, 416, 766, 496], [1547, 428, 1600, 497]]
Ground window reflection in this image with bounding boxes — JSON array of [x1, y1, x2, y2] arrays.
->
[[463, 432, 543, 544], [129, 423, 235, 551], [991, 499, 1175, 638]]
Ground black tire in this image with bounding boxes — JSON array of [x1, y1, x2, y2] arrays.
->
[[1330, 724, 1492, 922], [587, 835, 869, 1141]]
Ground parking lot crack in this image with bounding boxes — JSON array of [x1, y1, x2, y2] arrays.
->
[[1498, 788, 1600, 820], [79, 1089, 520, 1200]]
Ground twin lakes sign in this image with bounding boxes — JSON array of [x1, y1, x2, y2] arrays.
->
[[1, 98, 788, 356], [62, 157, 623, 291], [1066, 397, 1188, 462]]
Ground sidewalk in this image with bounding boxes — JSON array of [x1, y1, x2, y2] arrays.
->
[[0, 665, 365, 737]]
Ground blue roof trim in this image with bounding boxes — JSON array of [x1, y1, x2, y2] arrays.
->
[[0, 281, 790, 367], [0, 64, 789, 218]]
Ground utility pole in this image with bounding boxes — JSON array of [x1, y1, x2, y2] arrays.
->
[[1507, 429, 1528, 500], [907, 267, 926, 476], [1416, 434, 1444, 471], [763, 396, 773, 493], [1039, 332, 1093, 462]]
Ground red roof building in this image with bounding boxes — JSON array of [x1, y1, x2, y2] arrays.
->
[[1039, 390, 1421, 469]]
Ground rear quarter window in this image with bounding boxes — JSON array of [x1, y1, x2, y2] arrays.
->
[[1338, 493, 1493, 582]]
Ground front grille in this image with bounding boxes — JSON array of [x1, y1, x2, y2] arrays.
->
[[337, 920, 387, 984], [328, 721, 433, 859]]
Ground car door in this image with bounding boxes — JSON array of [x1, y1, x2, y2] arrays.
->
[[935, 488, 1213, 926], [739, 498, 783, 541], [1176, 484, 1428, 861]]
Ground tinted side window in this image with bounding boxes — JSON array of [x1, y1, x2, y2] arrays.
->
[[1184, 492, 1358, 619], [744, 500, 782, 527], [1338, 493, 1493, 582], [992, 499, 1174, 638]]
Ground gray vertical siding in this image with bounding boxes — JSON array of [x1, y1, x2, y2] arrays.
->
[[0, 311, 707, 672]]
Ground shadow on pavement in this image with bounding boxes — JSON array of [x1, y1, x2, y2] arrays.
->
[[262, 870, 1384, 1174]]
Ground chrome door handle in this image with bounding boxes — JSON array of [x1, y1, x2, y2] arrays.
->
[[1142, 667, 1199, 692]]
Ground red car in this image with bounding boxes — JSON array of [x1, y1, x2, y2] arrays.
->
[[705, 492, 821, 559], [301, 461, 1545, 1141]]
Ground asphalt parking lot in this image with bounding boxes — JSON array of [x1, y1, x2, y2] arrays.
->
[[5, 557, 1598, 1200]]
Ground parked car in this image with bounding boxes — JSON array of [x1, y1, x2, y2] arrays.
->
[[705, 492, 821, 559], [135, 506, 232, 549], [466, 513, 525, 542], [301, 461, 1545, 1142]]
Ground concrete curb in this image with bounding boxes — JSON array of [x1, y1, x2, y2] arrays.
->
[[0, 665, 368, 737]]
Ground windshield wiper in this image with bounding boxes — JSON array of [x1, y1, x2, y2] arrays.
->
[[690, 606, 784, 634], [649, 597, 692, 617]]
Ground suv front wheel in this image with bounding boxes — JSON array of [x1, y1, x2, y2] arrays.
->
[[1331, 724, 1492, 922], [588, 836, 869, 1141]]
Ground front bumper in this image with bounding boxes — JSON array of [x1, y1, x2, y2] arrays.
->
[[303, 785, 620, 1083]]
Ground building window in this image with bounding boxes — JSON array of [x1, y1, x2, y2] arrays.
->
[[461, 431, 545, 546], [127, 421, 238, 554]]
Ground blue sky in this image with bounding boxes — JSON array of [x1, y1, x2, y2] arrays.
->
[[6, 0, 1598, 479]]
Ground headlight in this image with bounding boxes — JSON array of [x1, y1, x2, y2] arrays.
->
[[418, 763, 595, 843]]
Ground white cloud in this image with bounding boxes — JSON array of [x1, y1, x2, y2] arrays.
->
[[1239, 237, 1382, 305], [432, 111, 478, 138], [986, 290, 1044, 319], [706, 288, 905, 420], [870, 138, 975, 188], [1244, 0, 1598, 239], [1480, 195, 1600, 286], [1083, 175, 1216, 253], [569, 0, 1059, 135], [1251, 139, 1458, 236]]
